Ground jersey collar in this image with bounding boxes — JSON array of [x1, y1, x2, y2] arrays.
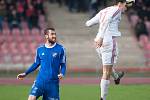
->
[[45, 43, 56, 48]]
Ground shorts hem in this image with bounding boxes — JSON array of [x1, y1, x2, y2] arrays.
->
[[103, 63, 113, 66], [29, 94, 37, 97]]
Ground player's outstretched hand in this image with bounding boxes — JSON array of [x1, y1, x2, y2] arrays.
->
[[58, 73, 64, 80], [17, 73, 26, 80]]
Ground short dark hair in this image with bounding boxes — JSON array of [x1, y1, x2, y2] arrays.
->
[[44, 28, 55, 35], [116, 0, 126, 3]]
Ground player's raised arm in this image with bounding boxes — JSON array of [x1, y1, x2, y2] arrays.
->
[[85, 11, 101, 27]]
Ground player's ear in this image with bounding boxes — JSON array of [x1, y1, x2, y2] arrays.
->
[[45, 35, 48, 39]]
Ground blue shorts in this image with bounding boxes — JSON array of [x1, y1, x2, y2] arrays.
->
[[29, 80, 59, 100]]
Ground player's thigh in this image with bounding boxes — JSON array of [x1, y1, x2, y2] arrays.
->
[[43, 80, 59, 100], [100, 44, 114, 65], [102, 65, 113, 79], [29, 81, 44, 99], [28, 95, 36, 100], [101, 48, 119, 65]]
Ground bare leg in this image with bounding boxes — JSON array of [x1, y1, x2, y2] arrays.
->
[[28, 95, 36, 100]]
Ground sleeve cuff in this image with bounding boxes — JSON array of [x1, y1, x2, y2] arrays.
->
[[85, 21, 90, 27]]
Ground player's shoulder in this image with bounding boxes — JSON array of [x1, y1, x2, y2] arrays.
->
[[102, 6, 119, 13], [37, 44, 45, 50], [105, 6, 121, 18], [111, 6, 121, 18], [56, 43, 66, 52], [56, 43, 65, 49]]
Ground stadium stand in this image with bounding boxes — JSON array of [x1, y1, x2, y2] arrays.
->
[[127, 0, 150, 66], [0, 0, 46, 68], [0, 0, 147, 70]]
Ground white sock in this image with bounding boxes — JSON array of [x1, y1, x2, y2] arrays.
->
[[100, 79, 110, 100]]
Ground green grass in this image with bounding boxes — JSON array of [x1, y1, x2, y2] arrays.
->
[[0, 84, 150, 100]]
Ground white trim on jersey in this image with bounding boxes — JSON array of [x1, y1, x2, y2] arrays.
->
[[45, 43, 56, 48]]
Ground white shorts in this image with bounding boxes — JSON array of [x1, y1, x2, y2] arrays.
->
[[96, 39, 118, 65]]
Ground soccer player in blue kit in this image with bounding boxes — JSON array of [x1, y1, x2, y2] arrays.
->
[[17, 28, 66, 100]]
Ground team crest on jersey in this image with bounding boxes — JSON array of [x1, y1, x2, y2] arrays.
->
[[42, 52, 45, 56], [52, 52, 57, 57]]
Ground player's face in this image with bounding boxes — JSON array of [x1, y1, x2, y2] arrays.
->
[[120, 2, 127, 12], [46, 30, 56, 44]]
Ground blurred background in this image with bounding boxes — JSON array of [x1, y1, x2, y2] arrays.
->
[[0, 0, 150, 75], [0, 0, 150, 99]]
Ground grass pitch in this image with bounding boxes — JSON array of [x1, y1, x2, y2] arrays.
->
[[0, 84, 150, 100]]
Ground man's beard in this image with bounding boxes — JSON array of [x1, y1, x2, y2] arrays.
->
[[48, 39, 56, 44]]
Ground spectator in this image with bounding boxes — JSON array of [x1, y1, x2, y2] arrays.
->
[[7, 8, 20, 29], [16, 1, 25, 18], [26, 4, 35, 28], [0, 0, 6, 16], [68, 0, 78, 12], [134, 19, 148, 41], [89, 0, 99, 17]]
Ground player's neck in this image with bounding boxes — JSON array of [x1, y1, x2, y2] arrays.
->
[[113, 5, 122, 13], [45, 42, 56, 48]]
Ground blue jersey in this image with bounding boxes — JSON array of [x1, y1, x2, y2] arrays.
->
[[25, 43, 66, 82]]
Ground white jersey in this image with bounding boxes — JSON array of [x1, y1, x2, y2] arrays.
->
[[86, 6, 122, 43]]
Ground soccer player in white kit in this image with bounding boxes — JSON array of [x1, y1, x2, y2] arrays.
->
[[85, 0, 135, 100]]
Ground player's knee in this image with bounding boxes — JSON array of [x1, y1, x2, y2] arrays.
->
[[28, 95, 36, 100]]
